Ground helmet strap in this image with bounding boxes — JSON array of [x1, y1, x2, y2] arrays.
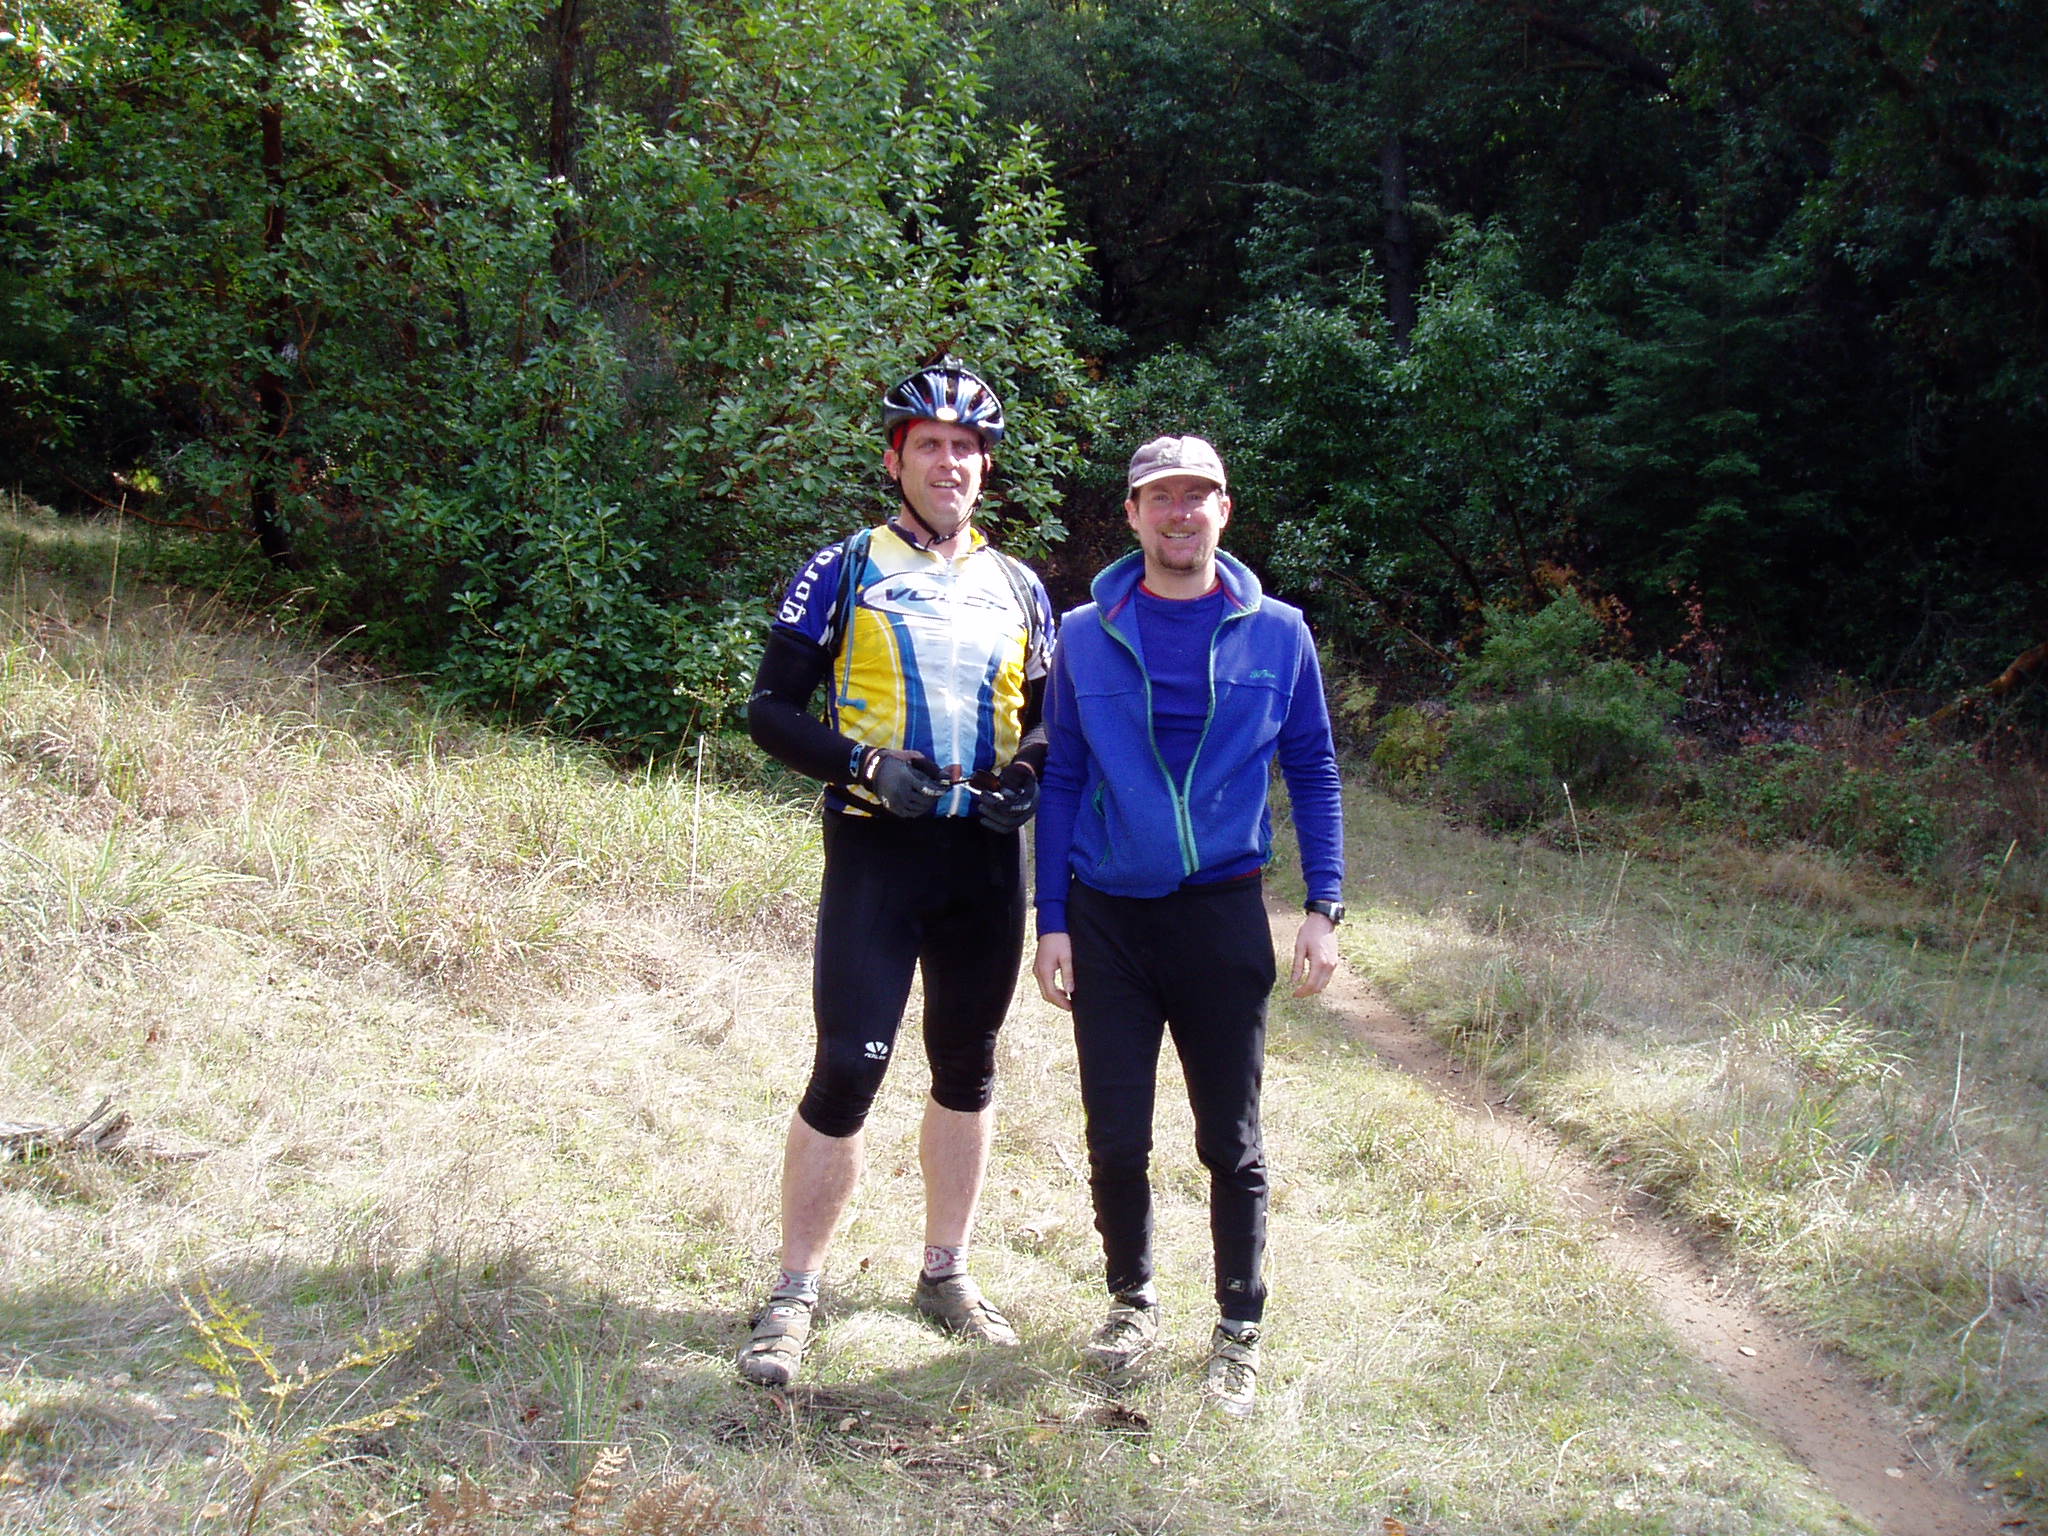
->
[[887, 419, 980, 546], [897, 496, 972, 548]]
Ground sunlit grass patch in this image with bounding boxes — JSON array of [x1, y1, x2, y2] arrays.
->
[[3, 590, 821, 1001], [0, 512, 1994, 1532], [1341, 776, 2048, 1510]]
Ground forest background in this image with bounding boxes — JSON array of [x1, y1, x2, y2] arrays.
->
[[5, 1, 2048, 1529], [4, 0, 2045, 764]]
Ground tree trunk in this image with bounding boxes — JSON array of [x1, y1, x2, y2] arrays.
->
[[1919, 639, 2048, 734], [547, 0, 585, 287], [252, 0, 294, 566], [1380, 135, 1416, 352]]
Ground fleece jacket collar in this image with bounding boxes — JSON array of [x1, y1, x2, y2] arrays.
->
[[1089, 548, 1263, 627]]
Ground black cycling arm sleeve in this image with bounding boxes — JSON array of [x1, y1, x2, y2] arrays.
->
[[1012, 674, 1048, 776], [747, 627, 863, 785]]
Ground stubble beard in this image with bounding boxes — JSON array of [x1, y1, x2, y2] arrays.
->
[[1151, 534, 1214, 571]]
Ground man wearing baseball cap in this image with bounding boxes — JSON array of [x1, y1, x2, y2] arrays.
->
[[1031, 434, 1345, 1415]]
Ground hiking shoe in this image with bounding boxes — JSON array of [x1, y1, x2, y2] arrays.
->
[[1202, 1323, 1261, 1417], [736, 1297, 814, 1387], [1082, 1298, 1160, 1374], [914, 1274, 1020, 1346]]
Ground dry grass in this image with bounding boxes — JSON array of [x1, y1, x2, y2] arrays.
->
[[1343, 783, 2048, 1507], [0, 501, 1980, 1534]]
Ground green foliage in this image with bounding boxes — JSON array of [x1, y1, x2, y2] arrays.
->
[[9, 0, 2048, 732], [968, 0, 1280, 350], [1693, 726, 2032, 888], [986, 0, 2048, 697], [3, 0, 1096, 750], [1094, 221, 1585, 667], [1325, 674, 1377, 749], [1569, 226, 1901, 674], [0, 0, 127, 155], [1443, 591, 1683, 822], [1367, 705, 1447, 794]]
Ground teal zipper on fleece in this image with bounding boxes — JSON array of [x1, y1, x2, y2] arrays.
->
[[1100, 597, 1256, 879]]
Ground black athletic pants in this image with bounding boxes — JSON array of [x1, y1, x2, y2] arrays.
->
[[797, 811, 1026, 1139], [1068, 875, 1275, 1323]]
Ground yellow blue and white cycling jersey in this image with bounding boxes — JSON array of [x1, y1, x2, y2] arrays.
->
[[774, 523, 1054, 818]]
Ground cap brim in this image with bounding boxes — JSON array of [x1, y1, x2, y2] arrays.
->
[[1128, 468, 1226, 491]]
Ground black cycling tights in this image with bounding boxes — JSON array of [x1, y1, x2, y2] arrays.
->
[[1068, 875, 1275, 1323], [797, 812, 1026, 1139]]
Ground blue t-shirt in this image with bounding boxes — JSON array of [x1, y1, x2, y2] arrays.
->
[[1134, 583, 1263, 887], [1134, 583, 1223, 781]]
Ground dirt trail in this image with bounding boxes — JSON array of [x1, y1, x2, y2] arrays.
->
[[1285, 912, 2021, 1536]]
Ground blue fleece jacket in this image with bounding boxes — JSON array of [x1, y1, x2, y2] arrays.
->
[[1034, 549, 1345, 934]]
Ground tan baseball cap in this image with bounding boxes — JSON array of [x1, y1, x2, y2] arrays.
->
[[1127, 435, 1227, 491]]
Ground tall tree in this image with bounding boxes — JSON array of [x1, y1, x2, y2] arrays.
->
[[4, 0, 1097, 744]]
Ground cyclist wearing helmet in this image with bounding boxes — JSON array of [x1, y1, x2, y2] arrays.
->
[[737, 358, 1054, 1387]]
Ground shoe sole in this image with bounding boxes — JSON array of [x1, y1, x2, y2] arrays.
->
[[1082, 1342, 1155, 1375], [914, 1282, 1020, 1346], [736, 1355, 797, 1387], [916, 1305, 1020, 1346]]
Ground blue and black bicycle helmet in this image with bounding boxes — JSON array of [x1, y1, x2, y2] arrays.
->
[[881, 357, 1005, 447]]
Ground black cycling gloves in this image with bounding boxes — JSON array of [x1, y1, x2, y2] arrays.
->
[[975, 761, 1039, 833], [856, 746, 947, 817], [854, 746, 1040, 829]]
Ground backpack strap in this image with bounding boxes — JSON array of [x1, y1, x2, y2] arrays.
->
[[820, 527, 872, 727], [986, 546, 1049, 677], [821, 527, 871, 659]]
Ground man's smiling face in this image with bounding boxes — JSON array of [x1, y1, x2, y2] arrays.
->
[[1127, 473, 1231, 585], [885, 420, 989, 536]]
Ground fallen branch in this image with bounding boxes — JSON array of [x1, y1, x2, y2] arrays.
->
[[0, 1096, 209, 1164], [1916, 638, 2048, 736]]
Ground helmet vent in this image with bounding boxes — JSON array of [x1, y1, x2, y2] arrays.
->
[[880, 359, 1005, 445]]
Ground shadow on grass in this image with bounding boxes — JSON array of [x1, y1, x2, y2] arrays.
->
[[0, 1253, 1127, 1529]]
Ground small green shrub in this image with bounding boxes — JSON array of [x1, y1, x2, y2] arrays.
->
[[1327, 675, 1379, 753], [1443, 592, 1683, 821], [1693, 719, 2035, 888], [1368, 704, 1449, 791]]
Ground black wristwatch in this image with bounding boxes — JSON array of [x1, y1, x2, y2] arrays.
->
[[1304, 898, 1345, 926]]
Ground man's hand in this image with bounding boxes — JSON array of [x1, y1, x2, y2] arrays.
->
[[1033, 933, 1075, 1011], [857, 746, 945, 818], [1290, 913, 1340, 997], [976, 761, 1039, 833]]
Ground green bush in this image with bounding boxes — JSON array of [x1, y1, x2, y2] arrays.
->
[[4, 0, 1094, 755], [1444, 591, 1683, 821], [1368, 704, 1449, 792], [1695, 726, 2031, 887]]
